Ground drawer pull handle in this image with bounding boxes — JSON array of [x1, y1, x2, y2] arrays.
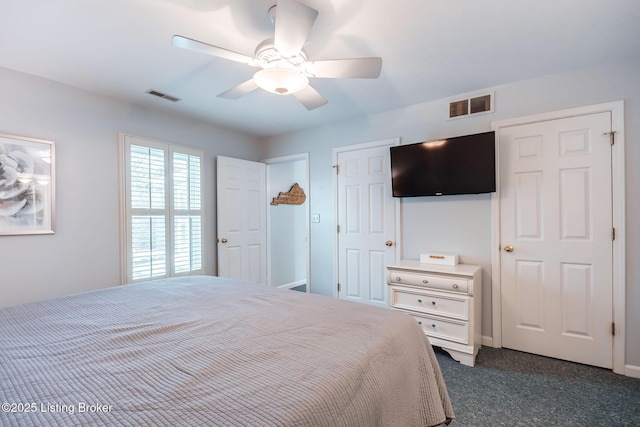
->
[[417, 321, 423, 325], [452, 284, 459, 289], [422, 279, 429, 284], [431, 301, 436, 305], [417, 299, 422, 303], [396, 277, 401, 282], [431, 324, 437, 329]]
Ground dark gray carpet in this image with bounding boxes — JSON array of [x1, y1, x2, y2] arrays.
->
[[290, 284, 307, 292], [435, 346, 640, 426]]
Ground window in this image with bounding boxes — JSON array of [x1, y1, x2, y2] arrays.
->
[[120, 134, 204, 283]]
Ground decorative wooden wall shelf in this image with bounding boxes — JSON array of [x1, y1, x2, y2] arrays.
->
[[271, 183, 306, 205]]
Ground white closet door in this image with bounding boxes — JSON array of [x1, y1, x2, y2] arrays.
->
[[500, 112, 613, 368], [336, 142, 397, 308]]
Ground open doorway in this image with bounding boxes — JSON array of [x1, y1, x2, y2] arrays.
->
[[264, 153, 310, 292]]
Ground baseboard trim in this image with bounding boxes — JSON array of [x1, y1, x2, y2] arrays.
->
[[625, 364, 640, 379], [277, 280, 306, 290], [481, 335, 494, 348]]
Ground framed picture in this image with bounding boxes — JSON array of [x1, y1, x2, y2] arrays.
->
[[0, 133, 55, 235]]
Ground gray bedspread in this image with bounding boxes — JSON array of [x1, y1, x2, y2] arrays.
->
[[1, 275, 454, 426]]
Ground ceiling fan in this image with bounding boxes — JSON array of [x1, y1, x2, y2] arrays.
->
[[172, 0, 382, 110]]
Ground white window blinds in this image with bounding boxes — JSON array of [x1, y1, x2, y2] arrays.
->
[[120, 134, 204, 283], [172, 152, 202, 274]]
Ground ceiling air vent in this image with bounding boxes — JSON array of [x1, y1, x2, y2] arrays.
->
[[449, 93, 493, 119], [146, 89, 180, 102]]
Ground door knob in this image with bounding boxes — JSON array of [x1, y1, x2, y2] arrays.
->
[[219, 237, 228, 244], [385, 240, 393, 247], [504, 244, 514, 253]]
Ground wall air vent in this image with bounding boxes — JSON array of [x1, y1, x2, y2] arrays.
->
[[146, 90, 180, 102], [449, 92, 493, 119]]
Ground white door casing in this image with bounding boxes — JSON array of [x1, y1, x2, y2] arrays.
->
[[216, 156, 266, 283], [334, 138, 400, 308], [491, 101, 626, 374]]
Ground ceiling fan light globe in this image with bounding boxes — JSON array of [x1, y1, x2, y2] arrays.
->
[[253, 68, 309, 95]]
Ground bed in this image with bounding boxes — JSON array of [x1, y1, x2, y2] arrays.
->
[[0, 275, 454, 426]]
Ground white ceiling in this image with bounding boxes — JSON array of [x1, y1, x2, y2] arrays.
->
[[2, 0, 639, 138]]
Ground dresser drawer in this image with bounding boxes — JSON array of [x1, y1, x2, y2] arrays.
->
[[390, 287, 469, 320], [388, 270, 468, 293], [411, 314, 469, 345]]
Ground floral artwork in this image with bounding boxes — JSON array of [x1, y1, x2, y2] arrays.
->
[[0, 134, 55, 235]]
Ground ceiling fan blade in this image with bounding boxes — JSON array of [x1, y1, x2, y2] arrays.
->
[[172, 35, 255, 65], [274, 0, 318, 58], [292, 85, 328, 110], [305, 57, 383, 79], [217, 79, 259, 99]]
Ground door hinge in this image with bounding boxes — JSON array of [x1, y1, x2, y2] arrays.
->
[[612, 227, 616, 241], [337, 224, 340, 233], [337, 283, 341, 292], [604, 131, 616, 145], [612, 322, 616, 336], [333, 164, 339, 174]]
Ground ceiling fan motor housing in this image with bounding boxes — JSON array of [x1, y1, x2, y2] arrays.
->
[[255, 38, 307, 66]]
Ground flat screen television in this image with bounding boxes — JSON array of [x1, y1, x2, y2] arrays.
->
[[390, 131, 496, 197]]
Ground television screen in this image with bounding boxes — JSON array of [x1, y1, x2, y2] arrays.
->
[[390, 131, 496, 197]]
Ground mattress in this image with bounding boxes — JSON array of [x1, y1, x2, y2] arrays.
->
[[0, 275, 454, 426]]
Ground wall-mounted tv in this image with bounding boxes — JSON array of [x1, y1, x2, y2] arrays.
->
[[390, 131, 496, 197]]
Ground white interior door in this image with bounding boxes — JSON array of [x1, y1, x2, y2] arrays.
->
[[336, 140, 398, 308], [216, 156, 266, 283], [499, 112, 613, 368]]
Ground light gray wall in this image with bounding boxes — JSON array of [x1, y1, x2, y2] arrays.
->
[[0, 67, 262, 307], [260, 58, 640, 367]]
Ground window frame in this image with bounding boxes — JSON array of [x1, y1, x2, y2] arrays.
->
[[119, 133, 205, 284]]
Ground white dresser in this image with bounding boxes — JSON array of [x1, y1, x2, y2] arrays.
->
[[386, 260, 481, 366]]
